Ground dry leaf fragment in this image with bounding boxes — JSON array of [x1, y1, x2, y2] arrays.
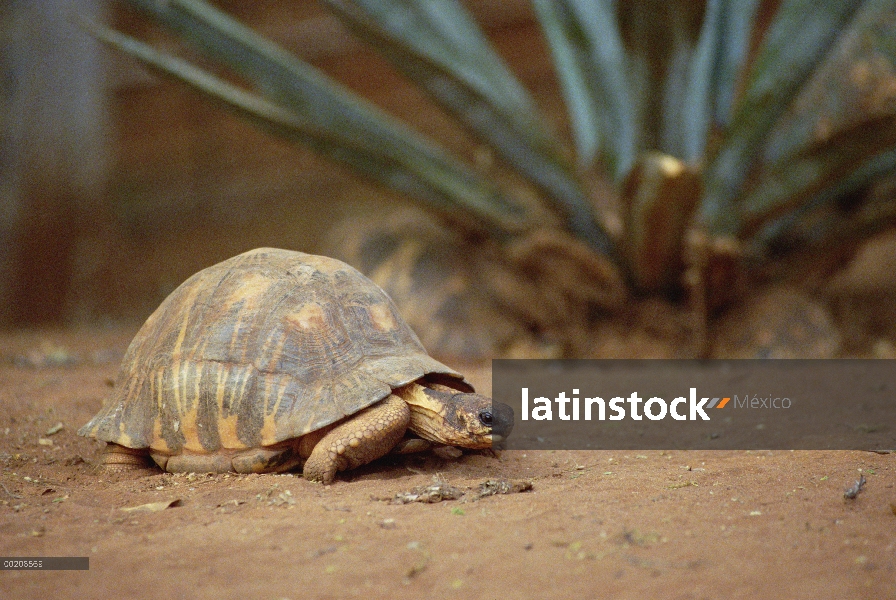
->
[[473, 479, 533, 499], [45, 423, 64, 436], [390, 476, 464, 504]]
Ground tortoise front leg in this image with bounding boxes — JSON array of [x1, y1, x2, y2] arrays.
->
[[303, 394, 410, 484]]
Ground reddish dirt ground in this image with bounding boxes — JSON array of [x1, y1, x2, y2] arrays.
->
[[1, 328, 894, 599]]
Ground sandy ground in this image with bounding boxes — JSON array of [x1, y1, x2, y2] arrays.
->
[[1, 328, 894, 599]]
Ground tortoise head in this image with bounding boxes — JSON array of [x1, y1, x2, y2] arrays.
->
[[396, 380, 514, 448]]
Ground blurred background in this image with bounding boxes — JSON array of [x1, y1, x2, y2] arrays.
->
[[2, 0, 546, 327], [2, 0, 896, 361]]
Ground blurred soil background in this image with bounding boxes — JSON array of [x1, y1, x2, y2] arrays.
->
[[1, 1, 895, 598]]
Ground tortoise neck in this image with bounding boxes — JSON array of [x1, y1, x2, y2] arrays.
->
[[396, 383, 457, 444]]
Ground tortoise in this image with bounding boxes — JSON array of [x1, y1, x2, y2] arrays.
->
[[78, 248, 513, 484]]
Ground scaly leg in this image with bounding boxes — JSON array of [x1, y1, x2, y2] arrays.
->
[[303, 395, 410, 484], [101, 442, 154, 469]]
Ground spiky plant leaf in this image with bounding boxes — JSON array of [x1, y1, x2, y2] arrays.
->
[[321, 0, 613, 254], [656, 2, 704, 161], [758, 0, 896, 168], [741, 0, 896, 245], [709, 0, 763, 130], [676, 0, 760, 162], [114, 0, 529, 237], [702, 0, 867, 235], [752, 113, 896, 223], [748, 114, 896, 248], [532, 0, 637, 180], [531, 0, 601, 167]]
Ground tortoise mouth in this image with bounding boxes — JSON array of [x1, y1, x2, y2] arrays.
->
[[489, 401, 514, 439]]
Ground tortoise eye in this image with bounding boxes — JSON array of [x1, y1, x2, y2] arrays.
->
[[478, 411, 493, 427]]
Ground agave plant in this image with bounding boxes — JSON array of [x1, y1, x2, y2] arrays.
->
[[88, 0, 896, 358]]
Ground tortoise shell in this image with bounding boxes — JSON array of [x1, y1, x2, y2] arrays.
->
[[78, 248, 466, 455]]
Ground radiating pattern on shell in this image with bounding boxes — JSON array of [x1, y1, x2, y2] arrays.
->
[[78, 248, 463, 452]]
